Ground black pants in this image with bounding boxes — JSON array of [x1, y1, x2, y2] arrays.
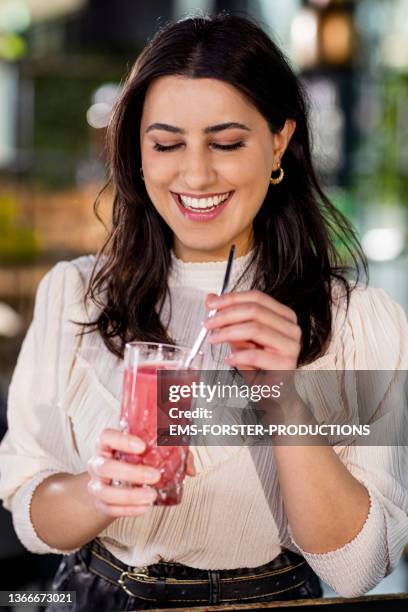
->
[[47, 539, 322, 611]]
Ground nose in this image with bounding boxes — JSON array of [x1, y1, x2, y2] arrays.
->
[[179, 146, 216, 190]]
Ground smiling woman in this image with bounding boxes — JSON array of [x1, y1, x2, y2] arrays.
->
[[1, 11, 408, 612], [81, 13, 367, 367], [139, 76, 295, 261]]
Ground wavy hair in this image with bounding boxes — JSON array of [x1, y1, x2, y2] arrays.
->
[[79, 13, 368, 365]]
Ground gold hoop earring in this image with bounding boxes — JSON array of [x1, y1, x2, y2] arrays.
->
[[270, 164, 284, 185], [140, 167, 144, 181]]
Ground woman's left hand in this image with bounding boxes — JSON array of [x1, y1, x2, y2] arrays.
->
[[204, 290, 301, 371]]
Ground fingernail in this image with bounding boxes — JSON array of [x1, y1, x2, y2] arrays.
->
[[130, 439, 145, 452], [88, 479, 103, 493], [92, 456, 105, 469], [145, 468, 160, 482], [207, 296, 220, 307], [142, 488, 157, 503]]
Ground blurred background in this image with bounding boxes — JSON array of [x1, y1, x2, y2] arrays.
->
[[0, 0, 407, 606]]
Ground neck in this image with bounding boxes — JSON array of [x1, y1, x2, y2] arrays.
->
[[169, 246, 255, 293], [173, 233, 253, 263]]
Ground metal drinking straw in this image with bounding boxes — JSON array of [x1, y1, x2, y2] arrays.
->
[[181, 244, 236, 369]]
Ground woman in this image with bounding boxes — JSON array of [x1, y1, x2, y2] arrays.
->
[[1, 13, 407, 611]]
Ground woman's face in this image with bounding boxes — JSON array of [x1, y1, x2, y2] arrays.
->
[[140, 75, 295, 261]]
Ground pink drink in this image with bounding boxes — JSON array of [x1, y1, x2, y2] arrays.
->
[[120, 363, 191, 506]]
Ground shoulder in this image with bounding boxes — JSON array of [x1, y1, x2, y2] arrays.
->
[[330, 280, 408, 369], [41, 254, 96, 283], [332, 280, 407, 331], [34, 254, 98, 321], [37, 254, 96, 295], [66, 254, 97, 281]]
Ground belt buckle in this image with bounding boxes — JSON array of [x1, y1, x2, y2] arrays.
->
[[118, 566, 150, 596]]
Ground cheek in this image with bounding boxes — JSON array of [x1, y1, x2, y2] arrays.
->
[[141, 147, 176, 186], [233, 152, 271, 216], [150, 169, 174, 190], [222, 148, 272, 186]]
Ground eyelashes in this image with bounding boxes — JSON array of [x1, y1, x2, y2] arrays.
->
[[153, 141, 246, 152]]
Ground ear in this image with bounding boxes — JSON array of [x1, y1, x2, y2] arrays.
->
[[272, 119, 296, 170]]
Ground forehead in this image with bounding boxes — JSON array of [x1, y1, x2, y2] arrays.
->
[[141, 75, 260, 127]]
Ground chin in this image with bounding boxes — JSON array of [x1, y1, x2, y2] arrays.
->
[[176, 237, 235, 258]]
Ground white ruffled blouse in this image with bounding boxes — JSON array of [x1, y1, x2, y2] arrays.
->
[[0, 252, 408, 598]]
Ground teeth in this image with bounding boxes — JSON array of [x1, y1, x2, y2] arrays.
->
[[179, 192, 230, 210]]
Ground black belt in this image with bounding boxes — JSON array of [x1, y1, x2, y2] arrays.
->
[[80, 544, 314, 604]]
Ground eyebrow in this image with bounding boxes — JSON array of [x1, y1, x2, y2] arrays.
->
[[145, 122, 251, 134]]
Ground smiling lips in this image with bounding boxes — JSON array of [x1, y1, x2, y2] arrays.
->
[[170, 190, 234, 222], [172, 191, 233, 214], [177, 191, 231, 211]]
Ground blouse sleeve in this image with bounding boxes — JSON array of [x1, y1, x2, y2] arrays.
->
[[289, 286, 408, 597], [0, 259, 91, 554]]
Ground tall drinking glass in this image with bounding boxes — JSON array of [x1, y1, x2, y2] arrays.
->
[[119, 341, 202, 506]]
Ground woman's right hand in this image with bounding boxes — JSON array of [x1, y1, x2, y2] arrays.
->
[[87, 428, 161, 518]]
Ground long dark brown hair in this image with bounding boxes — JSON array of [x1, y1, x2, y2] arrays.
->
[[79, 13, 368, 366]]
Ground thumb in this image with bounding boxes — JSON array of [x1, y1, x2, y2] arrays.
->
[[186, 450, 196, 477]]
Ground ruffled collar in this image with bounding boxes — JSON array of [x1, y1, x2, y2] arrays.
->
[[168, 249, 255, 293]]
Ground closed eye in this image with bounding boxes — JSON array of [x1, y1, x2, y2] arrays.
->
[[214, 142, 246, 151], [153, 141, 246, 152]]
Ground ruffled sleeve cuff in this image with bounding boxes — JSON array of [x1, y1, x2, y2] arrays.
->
[[11, 470, 80, 556], [288, 485, 388, 597]]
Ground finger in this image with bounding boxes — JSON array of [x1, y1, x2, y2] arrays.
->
[[209, 321, 300, 357], [206, 291, 297, 324], [186, 451, 196, 477], [205, 302, 300, 341], [96, 429, 146, 456], [88, 479, 158, 506], [87, 457, 161, 485], [94, 499, 153, 517], [225, 349, 296, 371], [228, 341, 259, 351]]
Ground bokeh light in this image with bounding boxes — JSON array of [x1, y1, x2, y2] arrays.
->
[[0, 0, 30, 33], [362, 228, 405, 262]]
